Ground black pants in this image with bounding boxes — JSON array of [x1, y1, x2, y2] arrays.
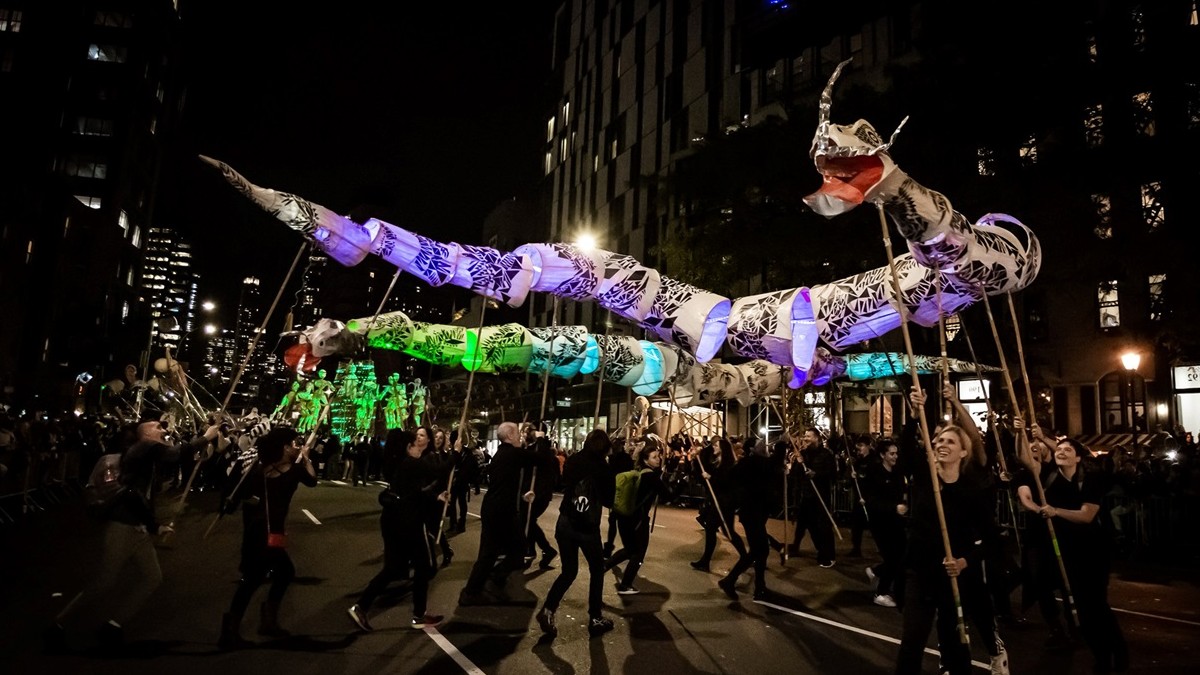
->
[[357, 514, 433, 616], [1065, 548, 1127, 670], [448, 484, 470, 529], [526, 499, 554, 558], [868, 512, 906, 597], [697, 505, 746, 564], [464, 516, 524, 593], [792, 496, 836, 563], [544, 519, 605, 618], [724, 514, 768, 593], [607, 515, 650, 589], [228, 547, 294, 620], [895, 565, 998, 675]]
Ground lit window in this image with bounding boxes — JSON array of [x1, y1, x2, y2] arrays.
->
[[1148, 273, 1166, 321], [1141, 180, 1165, 232], [1132, 91, 1155, 136], [1083, 104, 1104, 147], [73, 116, 114, 136], [62, 156, 108, 179], [0, 8, 22, 32], [1085, 29, 1097, 63], [75, 195, 102, 209], [560, 137, 568, 161], [1091, 193, 1112, 239], [976, 146, 995, 176], [1018, 134, 1038, 166], [119, 210, 129, 235], [544, 151, 553, 175], [87, 44, 128, 63], [562, 101, 570, 127], [1097, 280, 1121, 329], [132, 226, 141, 249], [546, 116, 555, 142]]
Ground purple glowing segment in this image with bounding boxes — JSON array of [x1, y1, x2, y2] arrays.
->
[[642, 276, 731, 363], [513, 243, 603, 299], [367, 218, 460, 287], [791, 287, 818, 373], [198, 155, 377, 266], [727, 287, 817, 372]]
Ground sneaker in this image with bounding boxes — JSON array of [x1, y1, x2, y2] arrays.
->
[[865, 566, 878, 585], [411, 613, 444, 630], [539, 549, 558, 570], [990, 638, 1010, 675], [587, 616, 615, 637], [536, 607, 557, 637], [873, 594, 897, 608], [818, 560, 836, 569], [616, 585, 640, 595], [347, 604, 373, 632], [717, 577, 739, 600], [689, 560, 710, 572]]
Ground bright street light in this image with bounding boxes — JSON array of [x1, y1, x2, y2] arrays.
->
[[574, 232, 597, 251], [1121, 351, 1141, 372], [203, 324, 217, 335]]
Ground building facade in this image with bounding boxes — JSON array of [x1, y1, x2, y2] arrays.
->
[[0, 0, 184, 410], [541, 0, 1200, 443]]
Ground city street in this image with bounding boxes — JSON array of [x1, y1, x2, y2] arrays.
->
[[4, 479, 1198, 674]]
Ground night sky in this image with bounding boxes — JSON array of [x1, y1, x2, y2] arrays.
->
[[161, 1, 559, 322]]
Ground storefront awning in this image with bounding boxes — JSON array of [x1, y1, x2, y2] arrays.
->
[[1073, 433, 1152, 453]]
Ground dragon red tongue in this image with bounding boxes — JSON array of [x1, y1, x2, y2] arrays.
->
[[803, 155, 886, 216]]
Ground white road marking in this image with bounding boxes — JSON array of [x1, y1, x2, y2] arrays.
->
[[424, 626, 486, 674], [302, 509, 321, 525], [1112, 606, 1200, 627], [756, 599, 989, 670]]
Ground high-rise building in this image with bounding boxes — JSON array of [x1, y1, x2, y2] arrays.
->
[[234, 275, 264, 409], [0, 0, 184, 409], [141, 226, 200, 353], [541, 1, 1200, 440]]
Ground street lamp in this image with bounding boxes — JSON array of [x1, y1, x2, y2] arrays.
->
[[1122, 351, 1141, 449]]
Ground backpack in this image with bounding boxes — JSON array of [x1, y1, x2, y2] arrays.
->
[[565, 473, 602, 527], [613, 468, 651, 516], [84, 453, 126, 517]]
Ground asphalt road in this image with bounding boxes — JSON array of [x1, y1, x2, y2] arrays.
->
[[3, 479, 1198, 674]]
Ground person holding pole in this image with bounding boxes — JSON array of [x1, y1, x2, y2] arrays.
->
[[535, 429, 617, 638], [605, 434, 676, 595], [346, 428, 446, 633], [1018, 426, 1129, 672], [689, 437, 746, 572], [863, 438, 907, 609], [1012, 421, 1072, 650], [895, 388, 1008, 675], [458, 421, 536, 606], [417, 425, 454, 568], [787, 427, 839, 568], [716, 437, 778, 601], [523, 421, 560, 569]]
